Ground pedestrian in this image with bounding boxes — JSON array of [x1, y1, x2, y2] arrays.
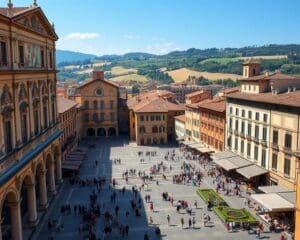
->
[[192, 217, 196, 228], [189, 218, 192, 229], [194, 200, 198, 209], [149, 216, 153, 224], [256, 226, 261, 239], [167, 214, 170, 225], [181, 217, 184, 229]]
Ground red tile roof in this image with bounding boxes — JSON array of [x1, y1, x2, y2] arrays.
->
[[198, 97, 226, 113], [185, 89, 210, 98], [239, 72, 300, 82], [78, 78, 119, 89], [227, 90, 300, 108], [134, 98, 184, 113], [174, 114, 185, 123], [57, 97, 78, 114], [0, 6, 34, 18]]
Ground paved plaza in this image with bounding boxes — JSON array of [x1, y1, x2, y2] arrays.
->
[[33, 137, 283, 240]]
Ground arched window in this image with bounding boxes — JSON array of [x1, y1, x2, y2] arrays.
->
[[152, 126, 158, 133], [93, 100, 98, 109]]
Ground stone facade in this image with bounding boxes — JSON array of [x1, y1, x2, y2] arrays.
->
[[0, 3, 62, 240], [57, 97, 78, 162], [68, 71, 120, 138]]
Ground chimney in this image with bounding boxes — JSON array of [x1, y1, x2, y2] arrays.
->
[[93, 70, 104, 81]]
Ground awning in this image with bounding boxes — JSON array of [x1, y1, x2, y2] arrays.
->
[[236, 165, 268, 179], [196, 147, 214, 154], [228, 156, 252, 168], [211, 150, 236, 161], [215, 158, 237, 171], [62, 164, 80, 171], [251, 193, 295, 212], [277, 192, 296, 205], [258, 185, 294, 194]]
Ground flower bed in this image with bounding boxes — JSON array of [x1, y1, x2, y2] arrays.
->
[[196, 189, 228, 206], [214, 206, 258, 225]]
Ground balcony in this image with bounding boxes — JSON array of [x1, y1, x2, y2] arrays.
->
[[283, 146, 292, 154], [246, 134, 252, 141], [260, 139, 268, 146], [271, 142, 279, 150]]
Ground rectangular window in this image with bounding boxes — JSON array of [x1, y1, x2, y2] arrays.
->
[[284, 158, 291, 176], [247, 123, 252, 136], [230, 107, 232, 114], [49, 51, 53, 68], [0, 41, 7, 65], [19, 45, 25, 66], [261, 149, 266, 168], [111, 112, 115, 121], [235, 120, 238, 131], [43, 106, 48, 129], [241, 121, 245, 134], [272, 130, 278, 144], [84, 101, 89, 109], [235, 108, 239, 116], [110, 100, 114, 109], [272, 153, 277, 170], [263, 114, 268, 122], [146, 115, 149, 121], [229, 118, 232, 129], [247, 143, 251, 157], [101, 113, 105, 121], [284, 133, 292, 149], [100, 100, 104, 109], [227, 136, 232, 148], [255, 125, 259, 139], [34, 110, 39, 135], [262, 127, 267, 141], [150, 115, 155, 121], [234, 137, 238, 151], [254, 146, 258, 160], [41, 49, 45, 67], [241, 140, 244, 153], [255, 112, 259, 121], [21, 114, 28, 143], [140, 115, 144, 121], [242, 110, 245, 117], [93, 101, 98, 109], [4, 120, 12, 153], [248, 111, 252, 119]]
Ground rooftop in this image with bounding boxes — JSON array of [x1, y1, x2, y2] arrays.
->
[[57, 97, 78, 114], [197, 96, 226, 113], [185, 89, 210, 98], [239, 71, 300, 82], [227, 89, 300, 108], [134, 98, 184, 113], [174, 114, 185, 123]]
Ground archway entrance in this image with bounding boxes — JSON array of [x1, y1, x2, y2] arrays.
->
[[108, 128, 116, 136], [86, 128, 95, 137], [97, 128, 106, 137], [1, 190, 22, 240]]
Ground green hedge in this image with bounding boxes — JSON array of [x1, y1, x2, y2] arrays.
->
[[196, 189, 228, 206], [214, 206, 258, 224]]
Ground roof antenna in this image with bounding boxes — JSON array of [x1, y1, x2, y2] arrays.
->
[[33, 0, 38, 7]]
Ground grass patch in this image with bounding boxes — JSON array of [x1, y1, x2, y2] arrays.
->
[[214, 206, 258, 224], [197, 189, 228, 206]]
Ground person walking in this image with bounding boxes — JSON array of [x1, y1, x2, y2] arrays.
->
[[188, 218, 192, 229], [194, 200, 198, 209], [181, 217, 184, 229], [192, 217, 196, 228], [167, 215, 170, 225]]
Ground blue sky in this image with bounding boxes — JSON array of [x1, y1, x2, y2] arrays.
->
[[11, 0, 300, 55]]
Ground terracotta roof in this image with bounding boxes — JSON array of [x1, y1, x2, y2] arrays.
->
[[78, 78, 119, 89], [127, 90, 176, 109], [174, 114, 185, 123], [57, 97, 78, 114], [239, 72, 300, 82], [198, 97, 226, 113], [220, 87, 240, 95], [227, 90, 300, 108], [185, 89, 210, 98], [134, 98, 184, 113]]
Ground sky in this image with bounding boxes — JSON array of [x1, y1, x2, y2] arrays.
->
[[9, 0, 300, 56]]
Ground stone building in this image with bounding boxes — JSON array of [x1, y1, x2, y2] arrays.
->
[[174, 114, 185, 141], [68, 71, 120, 138], [0, 2, 62, 239], [57, 97, 78, 162], [127, 90, 184, 145], [225, 60, 300, 189]]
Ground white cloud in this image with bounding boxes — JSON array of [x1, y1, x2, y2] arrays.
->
[[123, 34, 140, 40], [145, 42, 181, 55], [66, 32, 100, 40]]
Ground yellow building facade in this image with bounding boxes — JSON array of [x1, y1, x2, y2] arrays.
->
[[0, 3, 62, 240]]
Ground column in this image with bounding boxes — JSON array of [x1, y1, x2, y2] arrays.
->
[[8, 201, 22, 240], [49, 163, 56, 195], [26, 184, 37, 225], [55, 151, 62, 183], [38, 170, 48, 209]]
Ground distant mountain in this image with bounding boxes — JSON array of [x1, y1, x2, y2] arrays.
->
[[56, 50, 97, 64]]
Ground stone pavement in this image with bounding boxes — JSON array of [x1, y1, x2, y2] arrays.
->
[[33, 137, 282, 240]]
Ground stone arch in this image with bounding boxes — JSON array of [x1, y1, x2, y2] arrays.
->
[[0, 187, 19, 212], [86, 128, 95, 137], [108, 127, 116, 136], [97, 128, 106, 137], [17, 172, 34, 192]]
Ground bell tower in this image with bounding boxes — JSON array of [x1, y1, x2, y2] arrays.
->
[[243, 59, 261, 78]]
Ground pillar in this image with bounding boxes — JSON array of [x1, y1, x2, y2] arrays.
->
[[38, 170, 48, 209], [55, 152, 62, 183], [26, 183, 37, 225], [49, 163, 56, 195], [8, 201, 22, 240]]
